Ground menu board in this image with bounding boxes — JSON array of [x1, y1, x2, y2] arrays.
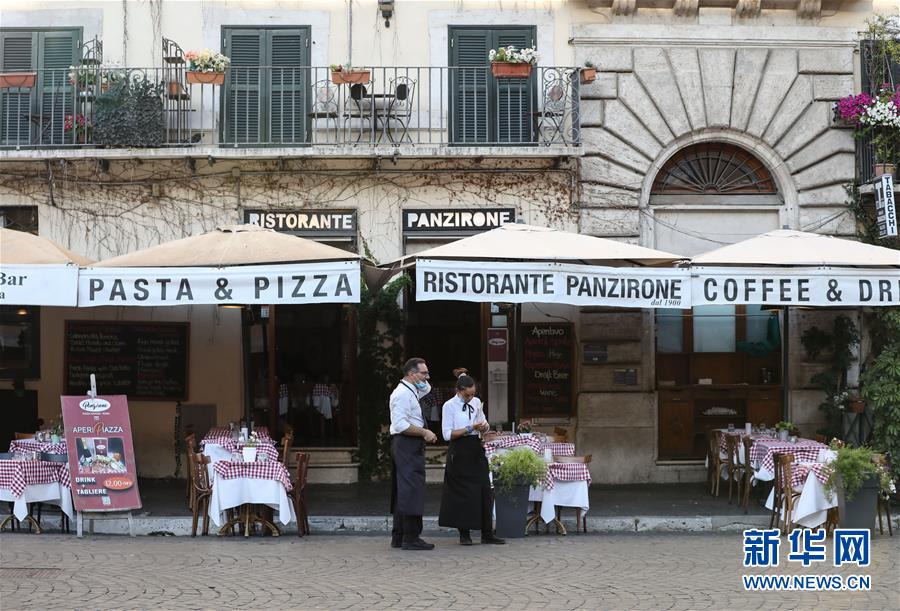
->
[[61, 394, 142, 512], [520, 323, 575, 416], [64, 321, 189, 401]]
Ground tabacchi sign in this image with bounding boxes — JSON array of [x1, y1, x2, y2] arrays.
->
[[61, 394, 142, 512]]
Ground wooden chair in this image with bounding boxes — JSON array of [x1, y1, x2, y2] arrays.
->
[[771, 453, 802, 533], [874, 453, 893, 536], [712, 430, 730, 497], [280, 433, 294, 465], [551, 455, 592, 533], [706, 429, 724, 496], [188, 452, 212, 537], [14, 432, 34, 440], [553, 427, 569, 442], [184, 432, 197, 509], [288, 451, 311, 537], [740, 435, 757, 513], [725, 434, 746, 505]]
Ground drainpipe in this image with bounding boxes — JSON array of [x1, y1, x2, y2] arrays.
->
[[347, 0, 353, 65]]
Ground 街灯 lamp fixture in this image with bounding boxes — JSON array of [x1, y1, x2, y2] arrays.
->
[[378, 0, 394, 27]]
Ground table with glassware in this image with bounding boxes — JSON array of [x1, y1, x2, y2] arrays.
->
[[200, 426, 280, 464], [0, 454, 73, 532], [10, 437, 68, 456]]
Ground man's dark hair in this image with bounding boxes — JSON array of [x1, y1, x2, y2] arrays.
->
[[403, 357, 426, 376]]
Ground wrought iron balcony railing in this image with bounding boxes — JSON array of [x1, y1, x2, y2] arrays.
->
[[0, 66, 582, 150]]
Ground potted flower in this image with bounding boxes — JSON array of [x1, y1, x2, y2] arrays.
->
[[68, 65, 99, 93], [242, 431, 259, 463], [489, 46, 539, 78], [0, 71, 37, 88], [580, 59, 597, 85], [517, 420, 533, 437], [846, 391, 866, 414], [64, 113, 91, 144], [50, 419, 64, 444], [330, 63, 371, 85], [835, 84, 899, 176], [489, 447, 547, 538], [774, 421, 794, 441], [824, 444, 886, 529], [185, 49, 230, 85]]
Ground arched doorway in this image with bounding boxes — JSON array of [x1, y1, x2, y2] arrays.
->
[[650, 142, 785, 461]]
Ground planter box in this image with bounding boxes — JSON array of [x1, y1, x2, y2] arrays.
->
[[491, 62, 533, 79], [242, 447, 258, 463], [837, 474, 879, 530], [186, 71, 225, 86], [494, 484, 530, 538], [580, 68, 597, 84], [0, 72, 37, 88], [874, 163, 895, 178], [331, 70, 370, 85]]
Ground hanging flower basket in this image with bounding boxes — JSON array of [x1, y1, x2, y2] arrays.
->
[[491, 62, 532, 79], [848, 399, 866, 413], [330, 69, 370, 85], [186, 71, 225, 86], [579, 67, 597, 84], [0, 71, 37, 88]]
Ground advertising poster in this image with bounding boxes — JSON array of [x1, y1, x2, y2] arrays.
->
[[60, 394, 142, 512]]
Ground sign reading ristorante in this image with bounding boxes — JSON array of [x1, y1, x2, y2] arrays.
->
[[403, 208, 515, 233], [244, 210, 357, 234]]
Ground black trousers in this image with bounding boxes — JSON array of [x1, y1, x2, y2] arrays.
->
[[392, 512, 423, 544]]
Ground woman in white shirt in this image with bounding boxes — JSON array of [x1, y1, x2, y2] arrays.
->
[[438, 368, 505, 546]]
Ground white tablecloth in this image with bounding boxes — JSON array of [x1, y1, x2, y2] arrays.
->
[[207, 475, 296, 528], [0, 482, 74, 521], [529, 481, 590, 524], [764, 467, 837, 528]]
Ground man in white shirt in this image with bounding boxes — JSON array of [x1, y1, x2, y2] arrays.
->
[[389, 357, 438, 550]]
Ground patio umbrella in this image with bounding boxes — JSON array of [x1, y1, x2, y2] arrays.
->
[[80, 224, 362, 307], [0, 227, 92, 306], [387, 222, 689, 309], [690, 229, 900, 307]]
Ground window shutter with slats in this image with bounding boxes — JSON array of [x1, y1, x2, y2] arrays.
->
[[37, 30, 79, 145], [0, 30, 36, 145], [223, 29, 264, 144], [268, 29, 309, 144]]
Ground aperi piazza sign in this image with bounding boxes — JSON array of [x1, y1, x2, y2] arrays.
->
[[416, 260, 900, 307]]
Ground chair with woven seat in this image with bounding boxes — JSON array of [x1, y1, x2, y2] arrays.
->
[[740, 435, 758, 514], [874, 453, 893, 536], [184, 432, 197, 509], [288, 451, 311, 536], [189, 452, 212, 537], [280, 432, 294, 465], [706, 429, 724, 496], [771, 453, 802, 532], [553, 427, 569, 442], [725, 434, 746, 505], [14, 432, 34, 440], [550, 454, 592, 533], [713, 430, 731, 497]]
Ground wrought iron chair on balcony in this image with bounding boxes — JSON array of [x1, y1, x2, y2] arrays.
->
[[308, 79, 340, 143], [534, 72, 571, 145], [383, 76, 417, 144]]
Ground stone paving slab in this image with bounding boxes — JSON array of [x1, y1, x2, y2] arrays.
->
[[1, 533, 897, 610]]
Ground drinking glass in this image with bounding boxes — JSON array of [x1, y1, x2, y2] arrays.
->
[[258, 451, 268, 463], [727, 423, 735, 433], [760, 423, 767, 435]]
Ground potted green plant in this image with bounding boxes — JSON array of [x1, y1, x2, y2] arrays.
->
[[185, 49, 230, 85], [824, 444, 885, 529], [516, 420, 533, 437], [489, 447, 547, 538], [580, 60, 597, 84], [50, 419, 64, 444], [489, 46, 539, 78], [774, 421, 794, 441], [330, 63, 371, 85], [93, 76, 165, 147]]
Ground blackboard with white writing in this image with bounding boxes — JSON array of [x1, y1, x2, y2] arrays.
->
[[64, 321, 189, 400], [520, 323, 574, 416]]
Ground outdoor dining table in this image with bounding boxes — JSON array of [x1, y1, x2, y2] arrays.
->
[[749, 437, 828, 481], [207, 460, 295, 536], [0, 459, 74, 532], [528, 462, 592, 532], [200, 428, 280, 464], [483, 434, 575, 459], [764, 460, 837, 528]]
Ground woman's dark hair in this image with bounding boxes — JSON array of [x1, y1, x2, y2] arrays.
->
[[453, 367, 475, 391]]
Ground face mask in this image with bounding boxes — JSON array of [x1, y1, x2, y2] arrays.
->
[[414, 381, 428, 390]]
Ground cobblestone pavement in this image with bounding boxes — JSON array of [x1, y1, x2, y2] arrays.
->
[[1, 533, 897, 610]]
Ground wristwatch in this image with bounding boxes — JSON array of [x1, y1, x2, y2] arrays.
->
[[466, 425, 474, 434]]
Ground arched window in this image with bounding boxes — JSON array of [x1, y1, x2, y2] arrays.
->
[[651, 142, 776, 195]]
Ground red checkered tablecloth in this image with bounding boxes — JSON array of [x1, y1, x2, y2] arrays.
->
[[0, 460, 69, 498], [790, 462, 830, 489], [752, 438, 827, 475], [201, 430, 280, 462], [484, 434, 543, 458], [539, 462, 592, 491], [545, 442, 575, 457], [213, 461, 292, 492], [717, 431, 775, 457], [9, 439, 68, 456]]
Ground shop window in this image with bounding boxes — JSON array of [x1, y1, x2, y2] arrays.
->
[[0, 305, 40, 379]]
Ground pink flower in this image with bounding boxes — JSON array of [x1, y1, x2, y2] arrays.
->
[[837, 92, 873, 126]]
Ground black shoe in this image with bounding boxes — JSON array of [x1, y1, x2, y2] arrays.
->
[[459, 533, 473, 546], [481, 534, 506, 545], [402, 538, 435, 551], [391, 538, 402, 549]]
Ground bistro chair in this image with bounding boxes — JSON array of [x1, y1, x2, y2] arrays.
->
[[184, 432, 197, 509], [712, 430, 729, 497], [740, 435, 758, 514], [553, 427, 569, 442], [0, 452, 20, 532], [280, 432, 294, 465], [189, 452, 212, 537], [14, 432, 34, 440], [771, 453, 802, 533], [551, 454, 592, 534], [308, 79, 340, 142], [706, 429, 724, 496], [535, 73, 569, 145], [383, 76, 416, 143], [288, 451, 311, 537], [875, 453, 893, 536], [725, 434, 746, 505]]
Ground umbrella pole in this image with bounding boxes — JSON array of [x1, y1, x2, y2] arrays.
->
[[782, 306, 790, 422], [512, 302, 522, 429]]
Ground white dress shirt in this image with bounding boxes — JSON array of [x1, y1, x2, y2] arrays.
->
[[389, 380, 431, 435], [442, 394, 486, 441]]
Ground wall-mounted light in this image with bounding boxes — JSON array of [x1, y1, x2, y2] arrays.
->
[[16, 307, 28, 316], [378, 0, 394, 28]]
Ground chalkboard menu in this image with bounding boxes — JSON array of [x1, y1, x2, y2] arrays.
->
[[520, 323, 574, 416], [64, 321, 189, 401]]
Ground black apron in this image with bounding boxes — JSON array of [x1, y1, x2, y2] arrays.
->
[[438, 434, 491, 530], [390, 383, 427, 517]]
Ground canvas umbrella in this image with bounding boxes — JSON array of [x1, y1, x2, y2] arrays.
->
[[80, 224, 362, 307], [689, 229, 900, 308], [386, 222, 689, 309], [0, 227, 92, 306]]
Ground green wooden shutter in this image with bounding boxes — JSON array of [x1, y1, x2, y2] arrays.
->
[[449, 29, 489, 144], [37, 30, 79, 145], [267, 29, 309, 144], [492, 29, 534, 144], [223, 29, 264, 143], [0, 30, 36, 145]]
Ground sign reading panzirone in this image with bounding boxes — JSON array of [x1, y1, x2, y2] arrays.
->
[[79, 262, 360, 306], [693, 267, 900, 306], [416, 259, 690, 308], [0, 263, 79, 306]]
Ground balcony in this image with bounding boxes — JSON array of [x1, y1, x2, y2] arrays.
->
[[0, 66, 582, 160]]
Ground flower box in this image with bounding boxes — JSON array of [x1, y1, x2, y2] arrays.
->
[[491, 62, 532, 79], [186, 71, 225, 86], [580, 67, 597, 84], [242, 446, 257, 463], [330, 69, 370, 85], [874, 163, 895, 178], [0, 71, 37, 88]]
